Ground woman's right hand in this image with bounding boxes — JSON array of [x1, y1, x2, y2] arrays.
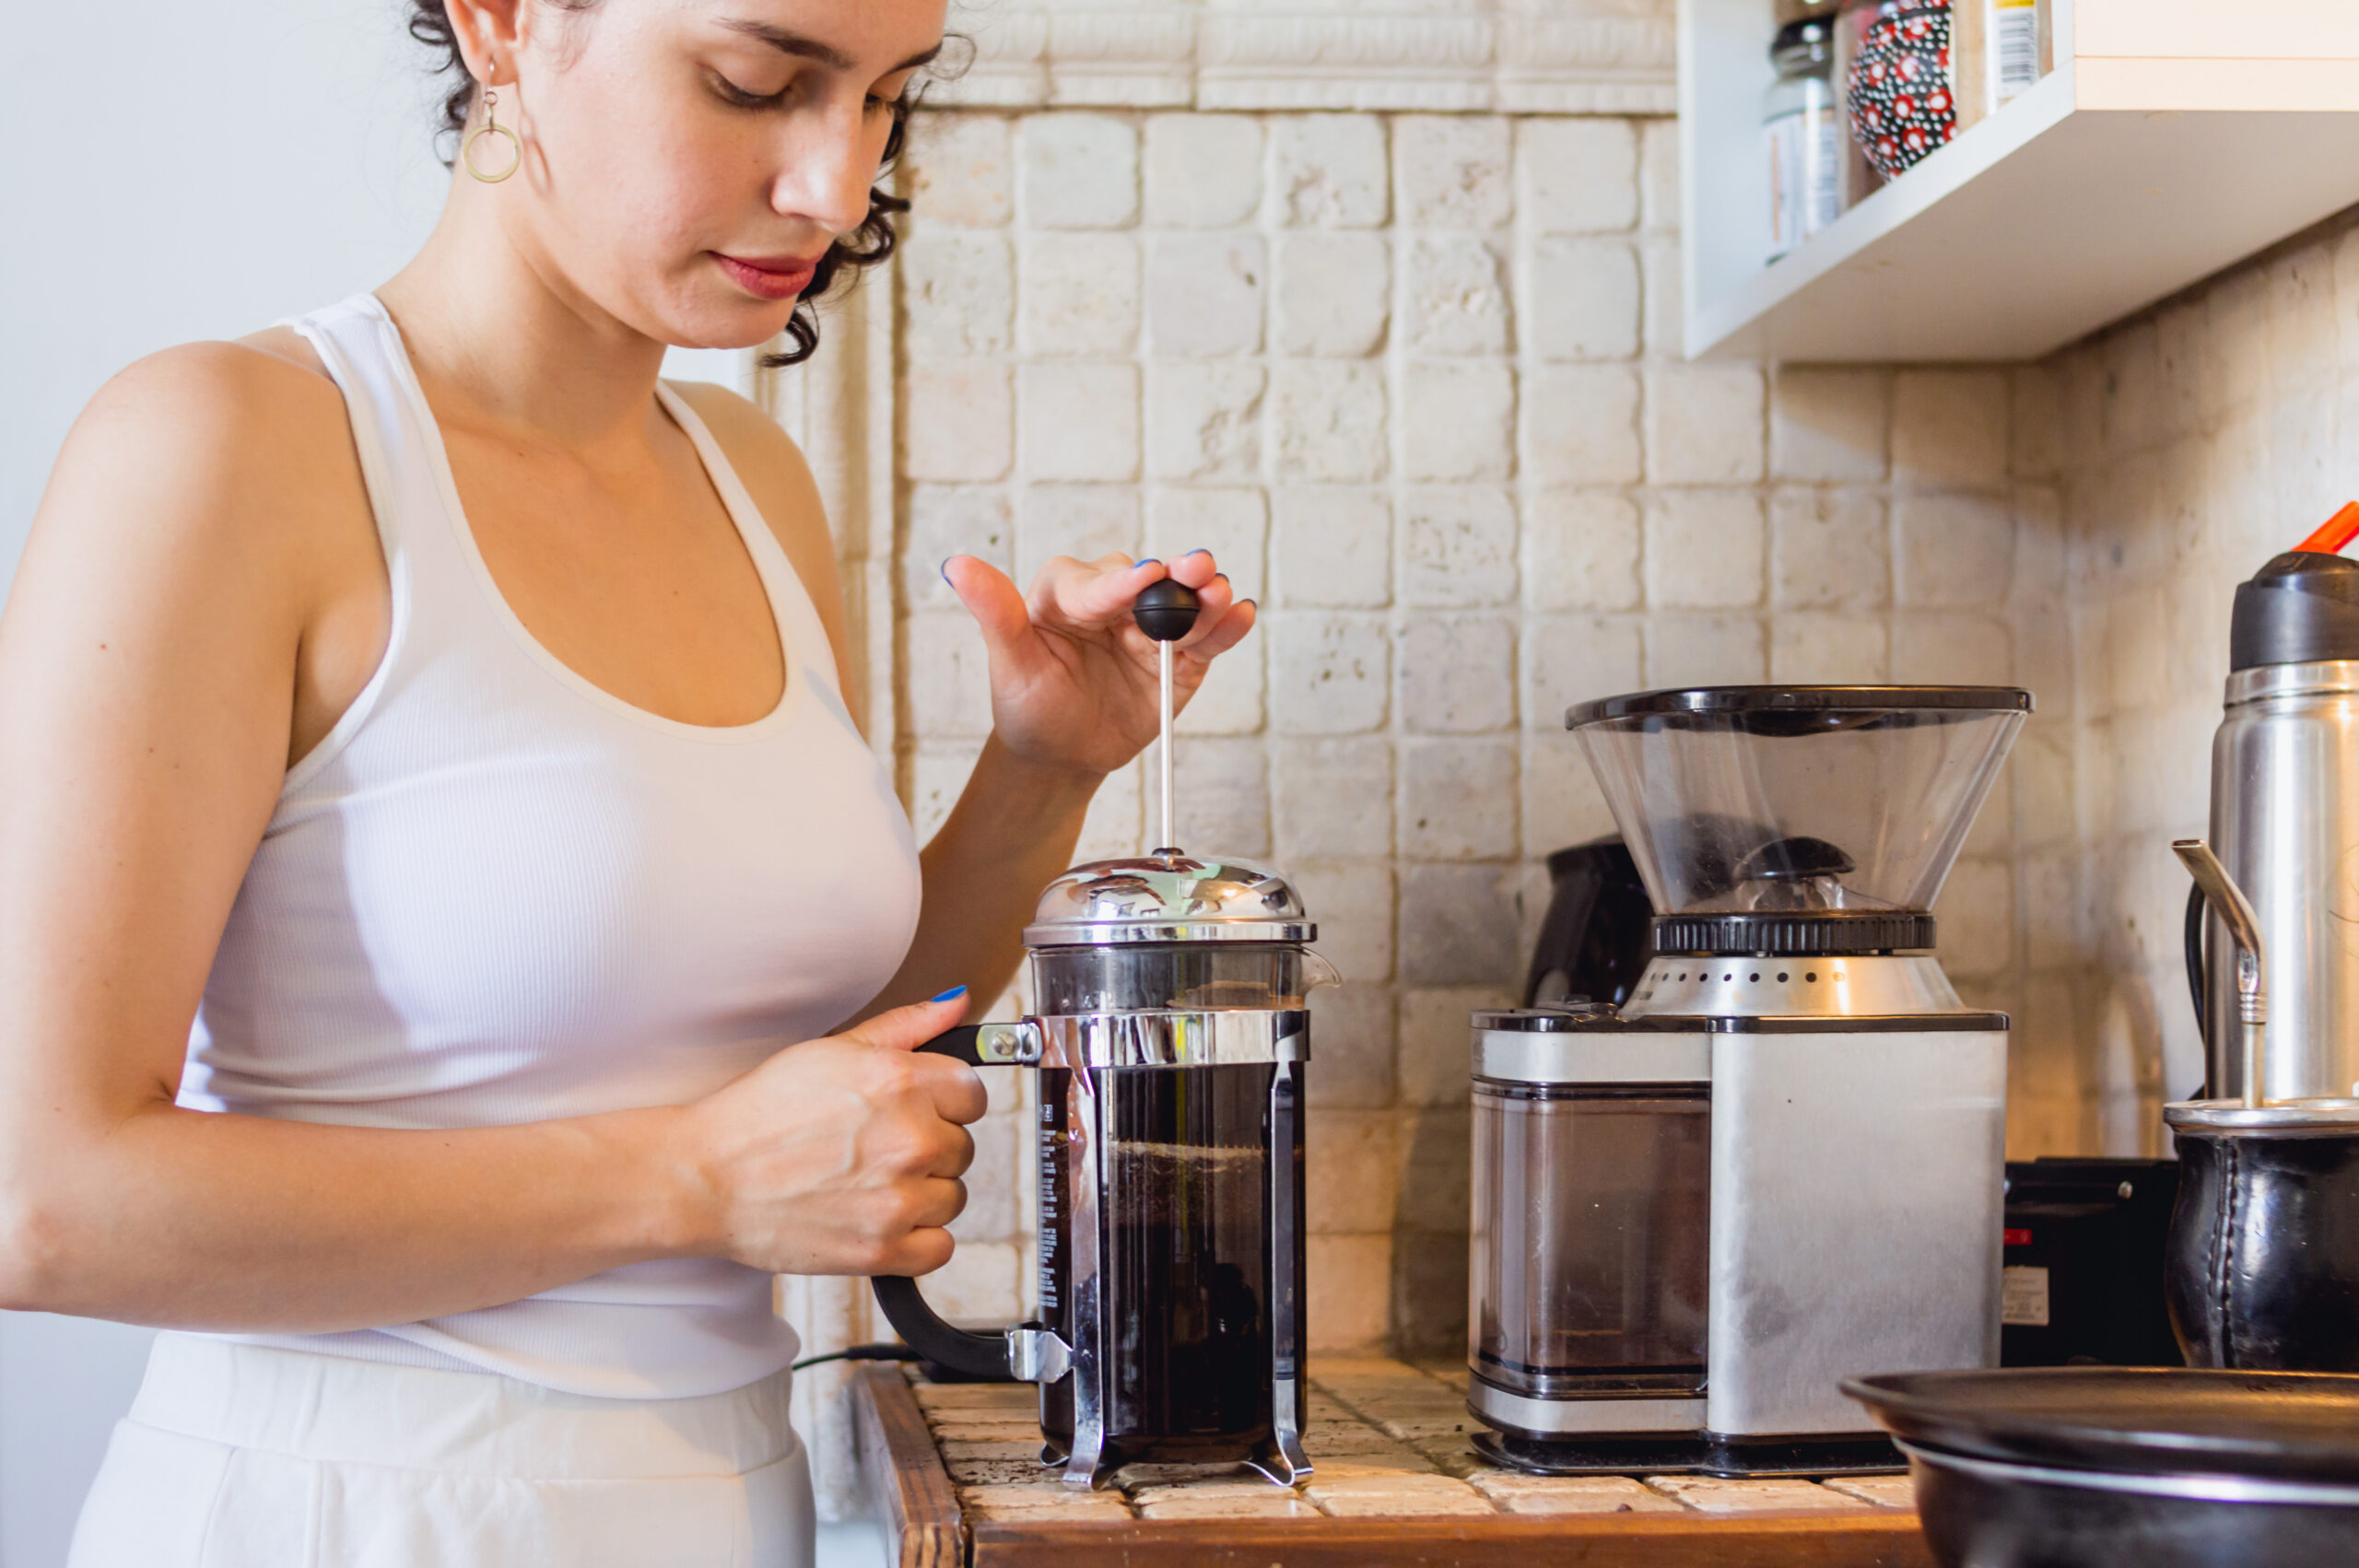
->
[[671, 992, 988, 1278]]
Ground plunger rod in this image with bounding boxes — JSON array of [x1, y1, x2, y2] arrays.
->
[[1157, 640, 1176, 856], [1131, 578, 1203, 859]]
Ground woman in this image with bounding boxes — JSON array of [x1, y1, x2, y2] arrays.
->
[[0, 0, 1251, 1562]]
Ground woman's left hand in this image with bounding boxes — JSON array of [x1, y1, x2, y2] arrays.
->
[[941, 551, 1256, 779]]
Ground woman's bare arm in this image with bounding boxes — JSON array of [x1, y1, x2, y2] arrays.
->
[[0, 348, 981, 1331]]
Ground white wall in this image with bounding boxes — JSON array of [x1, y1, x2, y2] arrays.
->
[[0, 4, 447, 1562], [1, 0, 454, 596], [2025, 215, 2359, 1153]]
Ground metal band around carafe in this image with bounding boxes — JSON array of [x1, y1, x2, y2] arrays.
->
[[1060, 1062, 1109, 1486], [975, 1010, 1310, 1070], [2224, 658, 2359, 707], [1252, 1059, 1313, 1485]]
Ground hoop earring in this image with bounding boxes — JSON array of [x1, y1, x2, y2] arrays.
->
[[462, 76, 522, 183]]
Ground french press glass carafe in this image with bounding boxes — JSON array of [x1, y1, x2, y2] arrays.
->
[[872, 582, 1334, 1489]]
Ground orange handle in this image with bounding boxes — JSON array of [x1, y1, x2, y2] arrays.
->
[[2294, 500, 2359, 555]]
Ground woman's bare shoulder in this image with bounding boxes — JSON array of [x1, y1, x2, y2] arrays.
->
[[27, 332, 375, 644], [65, 331, 350, 507]]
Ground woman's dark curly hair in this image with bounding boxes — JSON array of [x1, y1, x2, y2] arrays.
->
[[406, 0, 915, 369]]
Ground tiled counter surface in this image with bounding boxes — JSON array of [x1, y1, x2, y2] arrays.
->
[[851, 1358, 1932, 1567]]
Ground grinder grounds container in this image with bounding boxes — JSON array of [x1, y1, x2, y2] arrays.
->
[[872, 860, 1333, 1489]]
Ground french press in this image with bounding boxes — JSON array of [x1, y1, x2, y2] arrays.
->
[[873, 581, 1333, 1489]]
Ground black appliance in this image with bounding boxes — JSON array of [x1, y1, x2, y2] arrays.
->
[[1521, 837, 1654, 1009], [2001, 1157, 2182, 1369]]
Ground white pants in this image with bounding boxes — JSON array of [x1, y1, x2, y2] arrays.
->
[[67, 1333, 815, 1568]]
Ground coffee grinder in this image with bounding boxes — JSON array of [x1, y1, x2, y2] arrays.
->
[[1467, 685, 2027, 1475], [874, 581, 1332, 1488]]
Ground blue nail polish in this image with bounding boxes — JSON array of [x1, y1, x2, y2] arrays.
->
[[1182, 548, 1211, 558], [1139, 558, 1160, 567], [938, 557, 954, 586], [929, 985, 968, 1003]]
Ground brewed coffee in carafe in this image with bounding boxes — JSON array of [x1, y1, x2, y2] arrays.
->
[[872, 886, 1323, 1488], [1039, 1064, 1280, 1454]]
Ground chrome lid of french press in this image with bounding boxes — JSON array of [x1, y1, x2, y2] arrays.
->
[[1024, 854, 1315, 948]]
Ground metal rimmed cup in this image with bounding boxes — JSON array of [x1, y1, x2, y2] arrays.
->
[[2167, 840, 2359, 1373], [2165, 1096, 2359, 1373]]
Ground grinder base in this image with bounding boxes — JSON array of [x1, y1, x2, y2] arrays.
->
[[1470, 1427, 1903, 1479]]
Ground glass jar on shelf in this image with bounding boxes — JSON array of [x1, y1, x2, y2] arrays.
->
[[1764, 17, 1841, 263]]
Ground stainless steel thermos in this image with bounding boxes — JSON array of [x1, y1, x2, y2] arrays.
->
[[2169, 546, 2359, 1375], [2190, 549, 2359, 1103]]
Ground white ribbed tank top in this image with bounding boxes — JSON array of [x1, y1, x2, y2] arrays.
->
[[180, 294, 923, 1398]]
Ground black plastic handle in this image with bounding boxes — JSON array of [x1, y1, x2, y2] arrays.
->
[[918, 1024, 986, 1066], [869, 1276, 1013, 1380], [870, 1022, 1020, 1378]]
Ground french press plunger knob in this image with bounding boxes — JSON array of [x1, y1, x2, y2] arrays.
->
[[1133, 578, 1201, 640]]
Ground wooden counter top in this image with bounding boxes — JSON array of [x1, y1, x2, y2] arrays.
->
[[850, 1357, 1935, 1567]]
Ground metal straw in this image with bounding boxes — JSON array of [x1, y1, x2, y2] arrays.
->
[[2174, 838, 2269, 1107]]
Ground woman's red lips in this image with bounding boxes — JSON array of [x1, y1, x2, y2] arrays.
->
[[715, 252, 818, 300]]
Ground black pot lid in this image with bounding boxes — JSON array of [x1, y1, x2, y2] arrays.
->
[[1566, 685, 2034, 728], [1843, 1368, 2359, 1484]]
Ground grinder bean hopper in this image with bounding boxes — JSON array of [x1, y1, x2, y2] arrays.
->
[[873, 580, 1332, 1488]]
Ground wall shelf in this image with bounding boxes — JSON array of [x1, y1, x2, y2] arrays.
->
[[1681, 0, 2359, 362]]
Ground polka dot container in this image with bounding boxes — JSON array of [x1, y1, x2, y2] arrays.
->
[[1845, 2, 1956, 179]]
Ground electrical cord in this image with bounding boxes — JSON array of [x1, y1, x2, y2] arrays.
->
[[790, 1343, 923, 1372]]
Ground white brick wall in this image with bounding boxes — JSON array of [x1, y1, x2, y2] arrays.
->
[[2014, 210, 2359, 1160], [884, 105, 2032, 1362], [1274, 233, 1391, 357]]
